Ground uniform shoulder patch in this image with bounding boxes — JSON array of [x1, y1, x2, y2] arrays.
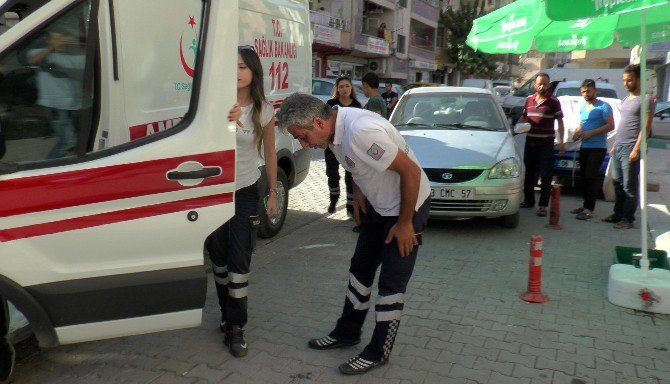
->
[[366, 143, 385, 160], [345, 156, 355, 168]]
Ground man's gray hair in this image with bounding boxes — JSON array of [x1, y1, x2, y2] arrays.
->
[[276, 93, 332, 132]]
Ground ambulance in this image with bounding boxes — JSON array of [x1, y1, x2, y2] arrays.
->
[[0, 0, 311, 375]]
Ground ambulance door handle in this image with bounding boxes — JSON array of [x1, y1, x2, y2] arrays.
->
[[167, 167, 221, 180]]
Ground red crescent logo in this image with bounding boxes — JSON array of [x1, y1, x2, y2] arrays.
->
[[179, 34, 195, 78]]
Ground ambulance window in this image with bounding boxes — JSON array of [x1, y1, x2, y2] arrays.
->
[[116, 0, 204, 142], [0, 0, 93, 164]]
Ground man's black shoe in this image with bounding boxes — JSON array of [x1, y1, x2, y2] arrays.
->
[[308, 335, 360, 350], [224, 326, 248, 357], [338, 354, 386, 375], [602, 214, 622, 223], [520, 202, 534, 208], [328, 201, 337, 214]]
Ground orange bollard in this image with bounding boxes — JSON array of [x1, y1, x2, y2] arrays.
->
[[547, 184, 562, 230], [520, 235, 549, 303]]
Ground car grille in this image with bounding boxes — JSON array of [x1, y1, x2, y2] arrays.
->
[[424, 168, 484, 183], [430, 200, 494, 212]]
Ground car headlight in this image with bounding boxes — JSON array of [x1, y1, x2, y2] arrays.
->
[[489, 157, 521, 179]]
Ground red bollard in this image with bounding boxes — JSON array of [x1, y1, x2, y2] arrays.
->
[[547, 184, 562, 230], [520, 235, 549, 303]]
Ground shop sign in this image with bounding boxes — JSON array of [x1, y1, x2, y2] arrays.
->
[[366, 36, 389, 55], [313, 25, 341, 44], [409, 60, 437, 70]]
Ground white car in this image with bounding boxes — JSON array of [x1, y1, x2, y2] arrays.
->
[[390, 87, 523, 228], [653, 103, 670, 139], [553, 81, 619, 99], [493, 85, 512, 105]]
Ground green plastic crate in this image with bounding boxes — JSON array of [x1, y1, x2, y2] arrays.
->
[[614, 246, 670, 270]]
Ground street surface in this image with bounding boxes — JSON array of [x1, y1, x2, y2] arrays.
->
[[8, 147, 670, 384]]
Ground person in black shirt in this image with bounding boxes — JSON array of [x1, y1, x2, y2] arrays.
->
[[325, 76, 362, 221], [381, 82, 398, 116]]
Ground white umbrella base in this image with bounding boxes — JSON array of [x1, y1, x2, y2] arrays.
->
[[607, 264, 670, 314]]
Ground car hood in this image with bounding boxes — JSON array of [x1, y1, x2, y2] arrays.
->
[[400, 129, 517, 169]]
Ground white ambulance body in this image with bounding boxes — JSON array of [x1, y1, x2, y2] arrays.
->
[[0, 0, 310, 357]]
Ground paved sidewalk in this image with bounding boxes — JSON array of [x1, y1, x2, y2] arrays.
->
[[9, 149, 670, 384]]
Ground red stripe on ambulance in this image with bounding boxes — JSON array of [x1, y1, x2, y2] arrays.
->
[[0, 193, 233, 242], [0, 150, 235, 218]]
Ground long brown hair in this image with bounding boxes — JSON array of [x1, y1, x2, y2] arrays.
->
[[239, 46, 266, 154], [330, 76, 359, 104]]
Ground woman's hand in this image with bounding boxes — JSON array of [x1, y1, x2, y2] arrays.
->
[[265, 192, 278, 217], [228, 103, 243, 127]]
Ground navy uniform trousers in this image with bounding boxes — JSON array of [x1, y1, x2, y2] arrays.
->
[[325, 147, 354, 213], [330, 197, 430, 362], [205, 182, 259, 328]]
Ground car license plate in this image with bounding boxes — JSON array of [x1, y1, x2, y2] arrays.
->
[[557, 160, 579, 168], [431, 187, 475, 200]]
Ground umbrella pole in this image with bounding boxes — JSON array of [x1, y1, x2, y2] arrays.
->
[[639, 9, 649, 277]]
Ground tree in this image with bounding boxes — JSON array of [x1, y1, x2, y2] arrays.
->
[[440, 0, 495, 79]]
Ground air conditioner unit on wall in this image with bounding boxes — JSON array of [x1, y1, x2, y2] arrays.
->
[[368, 59, 386, 74]]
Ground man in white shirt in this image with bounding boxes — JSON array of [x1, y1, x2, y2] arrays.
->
[[277, 93, 431, 375]]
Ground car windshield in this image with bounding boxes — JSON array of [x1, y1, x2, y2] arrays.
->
[[391, 93, 507, 131], [554, 87, 618, 99]]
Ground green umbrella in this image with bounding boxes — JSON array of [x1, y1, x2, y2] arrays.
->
[[466, 0, 670, 54], [467, 0, 670, 279], [543, 0, 669, 278]]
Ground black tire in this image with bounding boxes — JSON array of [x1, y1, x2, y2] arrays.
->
[[257, 168, 289, 238], [501, 212, 519, 228], [0, 296, 15, 383]]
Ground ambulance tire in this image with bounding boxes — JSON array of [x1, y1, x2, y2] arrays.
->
[[0, 296, 14, 383], [257, 168, 289, 238]]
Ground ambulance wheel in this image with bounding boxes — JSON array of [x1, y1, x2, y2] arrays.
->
[[258, 168, 289, 238], [0, 296, 15, 383]]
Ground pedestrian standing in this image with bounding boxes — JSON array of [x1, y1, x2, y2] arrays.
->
[[571, 79, 614, 220], [325, 76, 362, 216], [361, 72, 387, 118], [277, 93, 431, 375], [602, 64, 655, 229], [377, 23, 386, 39], [205, 45, 278, 357], [517, 73, 565, 217], [381, 82, 399, 116]]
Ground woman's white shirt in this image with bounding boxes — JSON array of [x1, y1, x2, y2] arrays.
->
[[235, 101, 274, 190]]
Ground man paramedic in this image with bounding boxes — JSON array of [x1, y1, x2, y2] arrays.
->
[[276, 93, 430, 375]]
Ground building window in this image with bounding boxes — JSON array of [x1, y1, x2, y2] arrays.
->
[[397, 34, 406, 54]]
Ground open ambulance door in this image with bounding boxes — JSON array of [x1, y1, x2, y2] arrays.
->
[[0, 0, 237, 346]]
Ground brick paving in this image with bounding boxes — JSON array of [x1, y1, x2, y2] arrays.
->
[[9, 148, 670, 384]]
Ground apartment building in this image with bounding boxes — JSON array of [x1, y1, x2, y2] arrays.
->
[[310, 0, 442, 83]]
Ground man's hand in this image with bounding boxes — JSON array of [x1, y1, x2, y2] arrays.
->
[[572, 129, 582, 141], [629, 148, 640, 161], [385, 221, 417, 257], [352, 187, 367, 227], [556, 142, 566, 155]]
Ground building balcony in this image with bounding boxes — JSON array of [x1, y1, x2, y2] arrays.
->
[[310, 10, 350, 31]]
